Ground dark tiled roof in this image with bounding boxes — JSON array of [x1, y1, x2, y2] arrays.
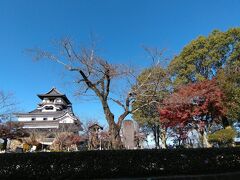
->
[[37, 87, 71, 104], [23, 120, 60, 126], [88, 123, 103, 130], [15, 110, 67, 118], [43, 87, 63, 96], [21, 119, 82, 130], [29, 109, 42, 113]]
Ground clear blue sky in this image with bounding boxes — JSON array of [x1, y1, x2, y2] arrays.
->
[[1, 0, 240, 125]]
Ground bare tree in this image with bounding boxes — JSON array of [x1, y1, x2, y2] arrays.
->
[[27, 38, 136, 149], [0, 91, 16, 122], [49, 123, 80, 150], [0, 121, 29, 139], [27, 39, 168, 149]]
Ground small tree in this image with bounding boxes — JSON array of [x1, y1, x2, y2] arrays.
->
[[50, 123, 80, 151], [0, 121, 29, 139], [160, 79, 226, 126], [160, 79, 226, 147], [0, 91, 16, 122], [0, 121, 29, 151], [53, 133, 82, 151], [208, 126, 236, 147]]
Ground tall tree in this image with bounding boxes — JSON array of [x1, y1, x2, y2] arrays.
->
[[28, 38, 148, 149], [131, 47, 170, 148], [168, 28, 240, 86], [217, 65, 240, 120], [132, 65, 170, 148]]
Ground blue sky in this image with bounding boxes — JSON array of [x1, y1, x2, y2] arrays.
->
[[1, 0, 240, 125]]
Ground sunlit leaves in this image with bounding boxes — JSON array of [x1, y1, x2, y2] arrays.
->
[[159, 80, 226, 127]]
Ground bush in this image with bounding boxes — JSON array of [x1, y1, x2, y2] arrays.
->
[[208, 126, 236, 147], [0, 148, 240, 179], [0, 143, 3, 151]]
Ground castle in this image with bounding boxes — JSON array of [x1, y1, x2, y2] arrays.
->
[[15, 87, 82, 146]]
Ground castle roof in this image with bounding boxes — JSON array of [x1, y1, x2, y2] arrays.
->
[[37, 87, 71, 104], [88, 123, 103, 130]]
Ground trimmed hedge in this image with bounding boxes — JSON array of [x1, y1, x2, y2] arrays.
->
[[0, 148, 240, 179]]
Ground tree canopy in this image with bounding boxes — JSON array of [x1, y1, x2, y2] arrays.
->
[[132, 65, 170, 148], [169, 28, 240, 86], [159, 79, 226, 127], [26, 27, 240, 149], [132, 66, 169, 125], [168, 28, 240, 121], [0, 121, 29, 139], [217, 66, 240, 120]]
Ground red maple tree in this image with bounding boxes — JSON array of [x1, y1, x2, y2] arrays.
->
[[159, 79, 226, 127]]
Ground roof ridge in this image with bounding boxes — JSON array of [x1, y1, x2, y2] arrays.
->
[[47, 87, 63, 95]]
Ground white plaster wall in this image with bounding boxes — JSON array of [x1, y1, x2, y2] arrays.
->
[[23, 125, 59, 129], [35, 117, 53, 121], [59, 116, 74, 123], [18, 117, 32, 121]]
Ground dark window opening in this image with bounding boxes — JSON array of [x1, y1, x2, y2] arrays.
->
[[45, 106, 54, 110], [47, 134, 55, 138], [43, 118, 47, 121], [31, 118, 35, 121]]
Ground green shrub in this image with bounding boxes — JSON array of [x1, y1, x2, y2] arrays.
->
[[0, 143, 3, 151], [1, 148, 240, 179], [208, 126, 236, 147]]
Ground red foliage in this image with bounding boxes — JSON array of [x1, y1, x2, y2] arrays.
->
[[159, 79, 226, 127]]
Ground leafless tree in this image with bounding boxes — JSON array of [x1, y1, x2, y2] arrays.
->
[[47, 123, 80, 150], [0, 91, 16, 122], [27, 38, 167, 149], [23, 129, 42, 146]]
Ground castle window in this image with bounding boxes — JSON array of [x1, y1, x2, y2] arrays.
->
[[43, 118, 47, 121], [43, 98, 49, 103], [45, 106, 54, 110], [31, 118, 35, 121]]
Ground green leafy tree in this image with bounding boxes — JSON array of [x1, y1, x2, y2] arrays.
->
[[217, 66, 240, 120], [168, 27, 240, 122], [169, 28, 240, 86], [132, 65, 170, 148]]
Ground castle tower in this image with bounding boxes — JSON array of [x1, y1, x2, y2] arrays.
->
[[15, 87, 82, 131]]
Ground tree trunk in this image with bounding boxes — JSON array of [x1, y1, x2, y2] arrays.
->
[[102, 101, 122, 149], [160, 126, 167, 149], [156, 124, 160, 148], [152, 124, 160, 149], [222, 116, 230, 128], [109, 124, 122, 149]]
